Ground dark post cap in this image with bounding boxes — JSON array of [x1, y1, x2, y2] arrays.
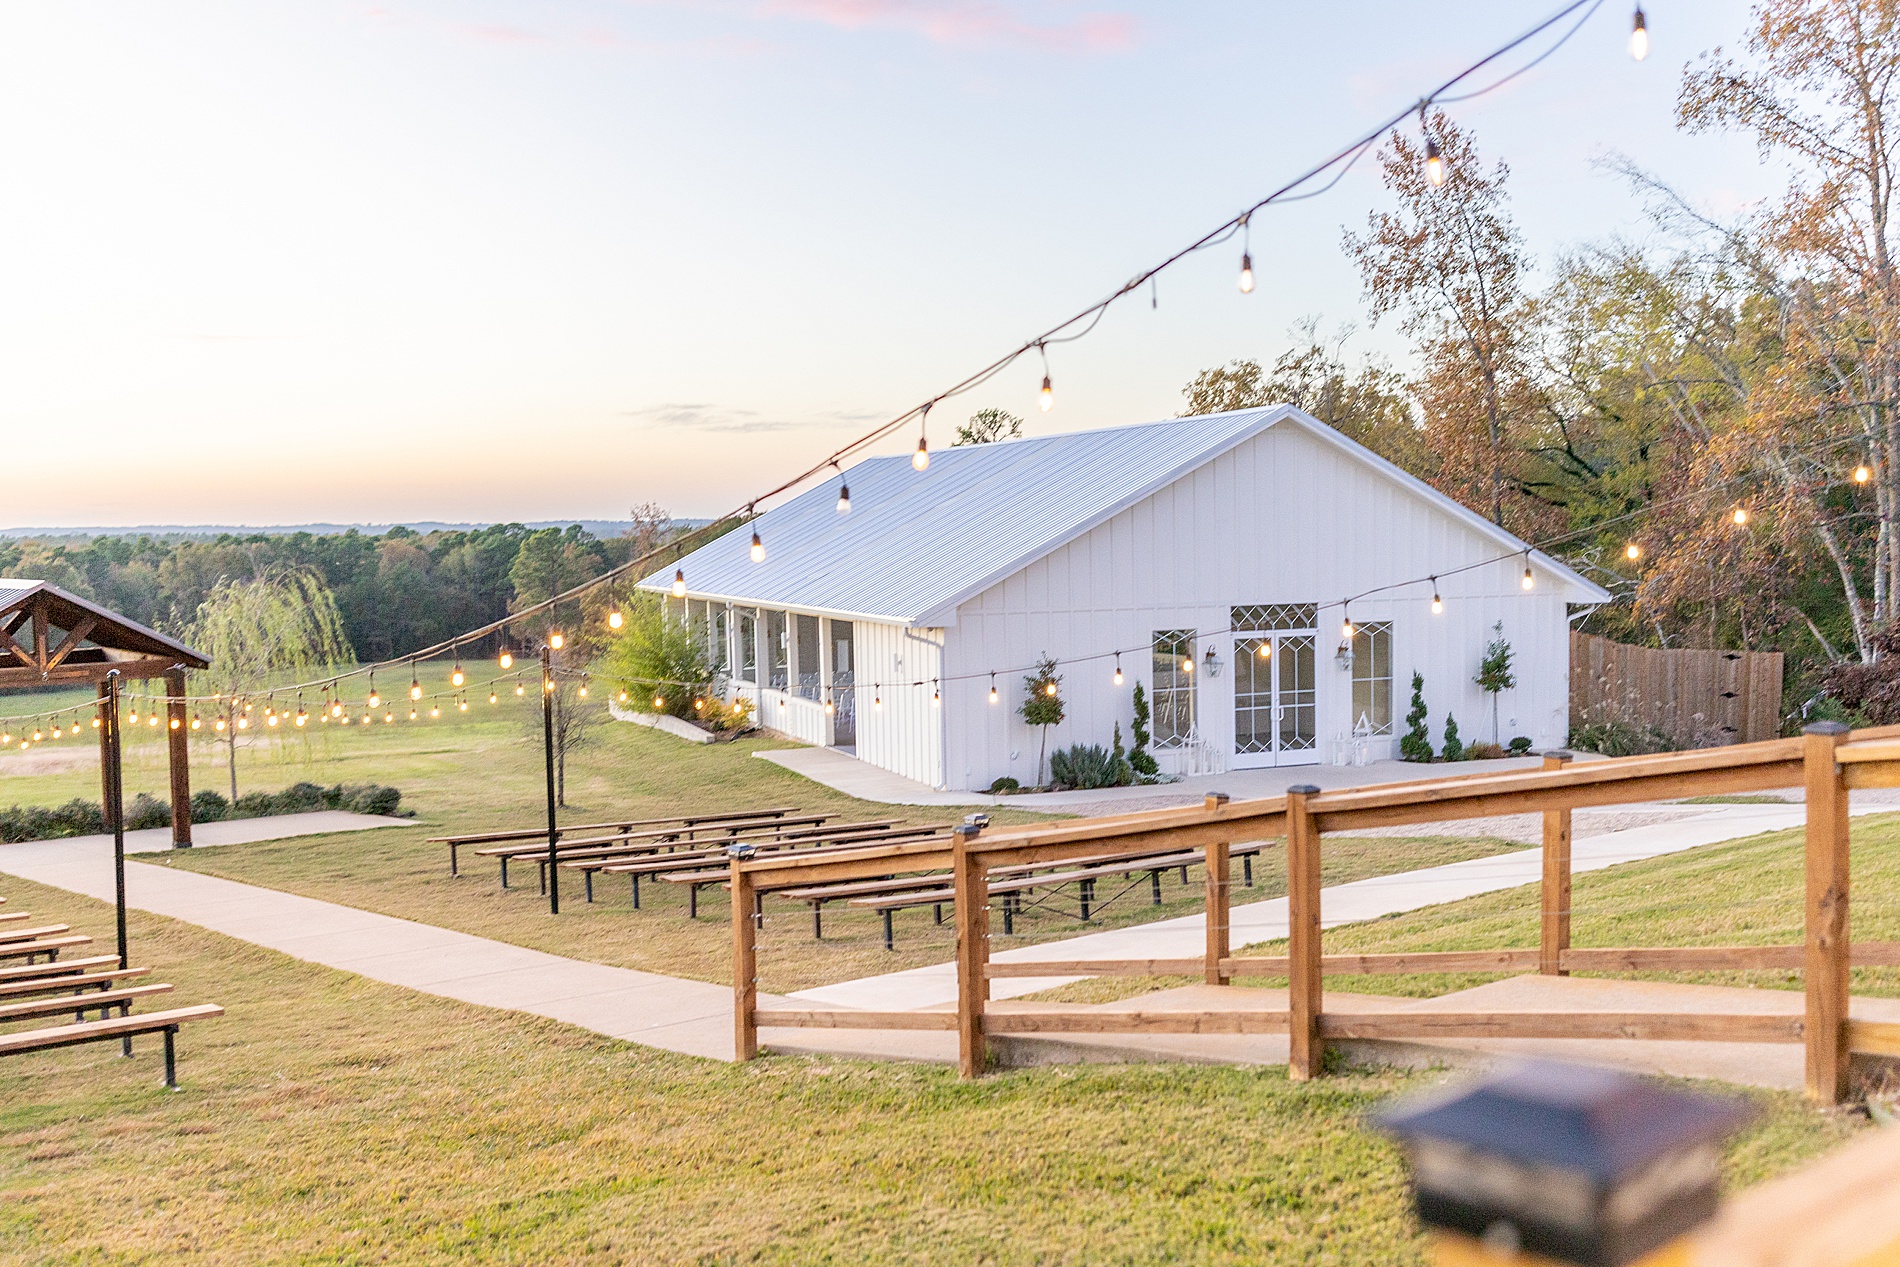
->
[[1205, 792, 1231, 809], [1287, 784, 1321, 796], [953, 823, 982, 838], [1803, 721, 1850, 736], [1543, 749, 1574, 761]]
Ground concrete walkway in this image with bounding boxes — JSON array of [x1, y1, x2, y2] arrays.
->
[[0, 821, 744, 1060], [790, 800, 1899, 1011], [6, 809, 416, 857]]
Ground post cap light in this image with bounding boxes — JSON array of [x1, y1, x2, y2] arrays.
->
[[1377, 1062, 1751, 1266]]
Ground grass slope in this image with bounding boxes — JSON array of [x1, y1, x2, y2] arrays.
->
[[0, 878, 1864, 1265]]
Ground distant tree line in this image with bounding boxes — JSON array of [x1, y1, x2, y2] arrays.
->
[[0, 505, 683, 663]]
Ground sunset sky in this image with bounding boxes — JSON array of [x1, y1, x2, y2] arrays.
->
[[2, 1, 1778, 528]]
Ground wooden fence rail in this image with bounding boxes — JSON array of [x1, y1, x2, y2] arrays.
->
[[1570, 630, 1783, 745], [732, 722, 1900, 1104]]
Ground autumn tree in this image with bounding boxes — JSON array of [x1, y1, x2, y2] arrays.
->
[[955, 408, 1024, 445], [1346, 113, 1539, 530]]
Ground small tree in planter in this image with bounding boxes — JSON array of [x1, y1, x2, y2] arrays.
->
[[1400, 671, 1433, 762], [1475, 621, 1516, 743], [1442, 712, 1463, 762], [1020, 657, 1065, 786], [1129, 683, 1159, 778]]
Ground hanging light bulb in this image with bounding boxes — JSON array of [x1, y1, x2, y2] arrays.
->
[[431, 705, 441, 718], [499, 650, 514, 670], [1626, 542, 1643, 561], [1732, 506, 1750, 526], [1237, 212, 1254, 293], [408, 707, 417, 721], [1855, 462, 1872, 484], [267, 712, 280, 728], [1044, 680, 1057, 697], [330, 699, 344, 718], [836, 479, 851, 515], [1257, 641, 1271, 658], [750, 529, 765, 563], [822, 697, 833, 716], [1341, 612, 1355, 640], [91, 717, 100, 729], [458, 699, 468, 712], [578, 683, 588, 697], [544, 675, 556, 693], [672, 569, 686, 598], [367, 676, 381, 709], [913, 404, 931, 472], [1431, 587, 1443, 616], [383, 711, 394, 724], [1113, 654, 1123, 687], [516, 684, 526, 696], [874, 692, 882, 710], [653, 693, 665, 709], [549, 631, 565, 650], [1182, 656, 1194, 674], [608, 608, 623, 630], [410, 672, 422, 701], [490, 690, 499, 705], [989, 673, 999, 705], [1039, 374, 1053, 412], [170, 715, 181, 730], [617, 690, 627, 702], [1521, 555, 1536, 590], [451, 663, 465, 688], [31, 728, 42, 742], [128, 706, 138, 725], [1424, 134, 1446, 187], [932, 682, 940, 707], [296, 703, 308, 727], [1630, 4, 1648, 60], [213, 715, 226, 732]]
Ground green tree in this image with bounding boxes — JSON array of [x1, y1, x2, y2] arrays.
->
[[509, 526, 609, 655], [1129, 682, 1158, 777], [188, 571, 353, 801], [1400, 671, 1432, 762], [600, 596, 712, 723], [955, 408, 1024, 446], [1019, 656, 1065, 787], [1441, 712, 1463, 763], [1475, 622, 1517, 743]]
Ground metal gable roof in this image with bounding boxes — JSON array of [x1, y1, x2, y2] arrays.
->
[[640, 406, 1611, 624]]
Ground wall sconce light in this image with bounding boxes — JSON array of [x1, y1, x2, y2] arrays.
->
[[1335, 641, 1355, 672], [1203, 646, 1224, 678]]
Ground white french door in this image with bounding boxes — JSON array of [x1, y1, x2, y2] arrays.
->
[[1231, 631, 1320, 768]]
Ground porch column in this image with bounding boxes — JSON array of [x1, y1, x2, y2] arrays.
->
[[166, 668, 193, 847]]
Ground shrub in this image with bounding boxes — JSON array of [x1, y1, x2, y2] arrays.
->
[[126, 793, 172, 830], [1020, 657, 1065, 786], [233, 791, 276, 819], [191, 790, 230, 823], [1568, 720, 1677, 757], [1399, 671, 1432, 762], [1507, 736, 1533, 756], [1441, 713, 1463, 762], [1463, 741, 1506, 761], [701, 696, 755, 733], [275, 781, 328, 812], [1048, 744, 1121, 790], [989, 776, 1020, 794], [600, 595, 713, 721]]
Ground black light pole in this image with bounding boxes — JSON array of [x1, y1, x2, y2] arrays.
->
[[542, 644, 559, 915], [104, 670, 128, 970]]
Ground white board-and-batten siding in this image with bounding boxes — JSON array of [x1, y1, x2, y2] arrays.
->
[[940, 422, 1573, 792]]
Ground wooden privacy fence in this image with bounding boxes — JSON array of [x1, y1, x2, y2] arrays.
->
[[1570, 630, 1783, 745], [732, 725, 1900, 1104]]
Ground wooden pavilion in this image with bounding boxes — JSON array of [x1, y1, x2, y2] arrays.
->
[[0, 579, 210, 846]]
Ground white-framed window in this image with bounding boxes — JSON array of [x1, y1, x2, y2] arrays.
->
[[1351, 621, 1394, 736], [738, 610, 758, 681], [711, 607, 729, 674], [765, 610, 788, 689], [1152, 629, 1196, 749]]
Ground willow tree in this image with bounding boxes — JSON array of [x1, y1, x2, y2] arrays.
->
[[189, 571, 353, 800]]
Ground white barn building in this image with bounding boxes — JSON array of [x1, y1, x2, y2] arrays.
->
[[640, 406, 1610, 792]]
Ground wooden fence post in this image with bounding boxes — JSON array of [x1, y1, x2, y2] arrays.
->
[[1205, 793, 1231, 985], [1286, 784, 1323, 1081], [953, 824, 989, 1079], [1803, 721, 1851, 1105], [731, 860, 758, 1062], [1540, 750, 1574, 976]]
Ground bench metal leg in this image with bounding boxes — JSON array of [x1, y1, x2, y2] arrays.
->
[[538, 861, 547, 897], [1150, 870, 1163, 905], [811, 903, 822, 940], [689, 885, 698, 920], [932, 903, 943, 926], [1178, 865, 1189, 886], [501, 857, 510, 889], [163, 1026, 178, 1089], [584, 870, 594, 904], [881, 909, 894, 952], [1080, 877, 1095, 922], [450, 843, 460, 876], [631, 874, 641, 909], [754, 893, 764, 930], [1243, 855, 1253, 887], [1002, 892, 1015, 936]]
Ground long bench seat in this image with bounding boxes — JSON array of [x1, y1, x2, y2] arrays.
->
[[433, 807, 801, 873], [0, 982, 174, 1025], [0, 935, 90, 963], [0, 1004, 225, 1089], [0, 966, 152, 1001]]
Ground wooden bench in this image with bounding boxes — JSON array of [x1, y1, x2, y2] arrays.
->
[[847, 842, 1268, 949], [439, 807, 803, 876], [0, 922, 71, 945], [593, 824, 947, 909], [0, 934, 90, 964], [0, 953, 125, 985], [483, 814, 837, 889], [0, 966, 152, 1001], [0, 983, 173, 1025], [0, 1003, 224, 1088], [512, 816, 864, 897], [644, 828, 954, 918]]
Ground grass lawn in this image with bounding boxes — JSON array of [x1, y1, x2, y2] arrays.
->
[[0, 876, 1867, 1266]]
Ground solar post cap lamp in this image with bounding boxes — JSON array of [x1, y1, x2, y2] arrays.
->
[[1376, 1062, 1752, 1267]]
